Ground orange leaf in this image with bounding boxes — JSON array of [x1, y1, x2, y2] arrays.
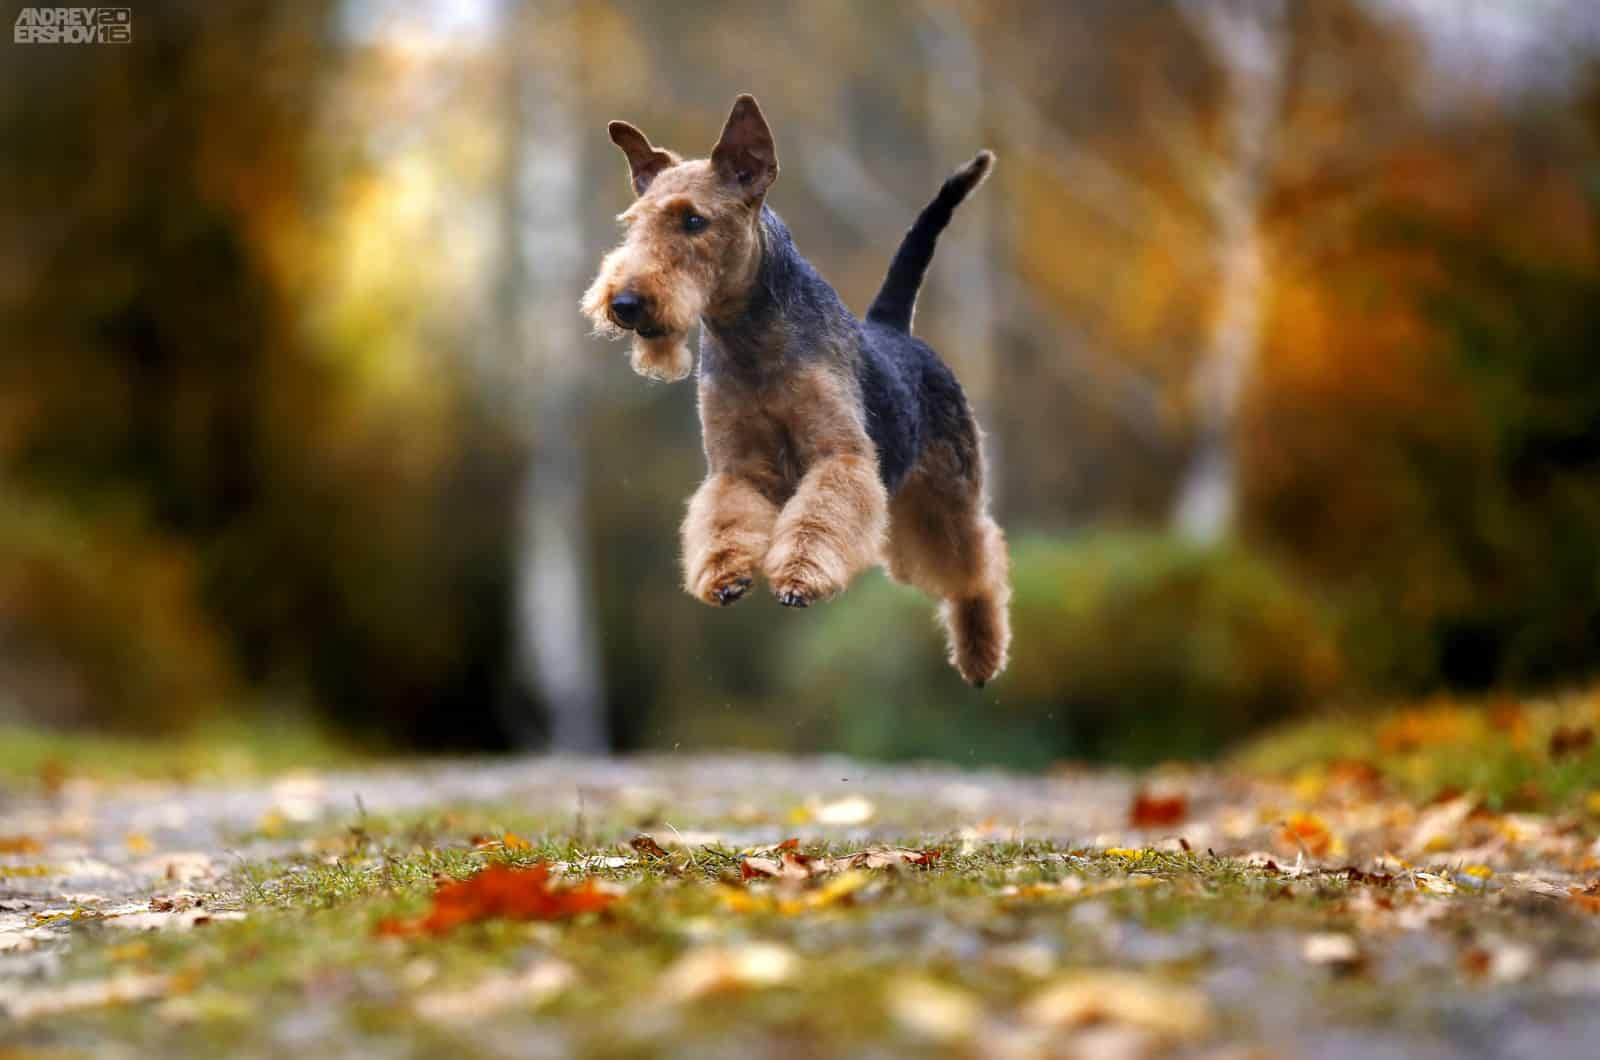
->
[[1129, 791, 1188, 828], [375, 864, 617, 937], [0, 836, 43, 855], [1278, 812, 1334, 857]]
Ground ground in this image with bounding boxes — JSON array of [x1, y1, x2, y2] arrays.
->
[[2, 696, 1599, 1059]]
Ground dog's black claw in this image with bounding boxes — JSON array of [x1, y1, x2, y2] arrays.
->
[[714, 578, 752, 606], [778, 590, 810, 608]]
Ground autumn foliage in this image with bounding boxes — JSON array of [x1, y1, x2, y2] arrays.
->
[[1129, 791, 1189, 829], [375, 864, 617, 937]]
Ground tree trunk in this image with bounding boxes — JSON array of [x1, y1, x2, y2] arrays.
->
[[493, 0, 607, 750], [1174, 0, 1287, 541]]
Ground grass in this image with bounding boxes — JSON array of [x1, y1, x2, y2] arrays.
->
[[0, 715, 372, 787], [1236, 687, 1600, 811], [16, 834, 1509, 1059], [8, 692, 1600, 1056]]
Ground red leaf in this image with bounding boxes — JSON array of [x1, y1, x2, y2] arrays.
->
[[1129, 791, 1188, 828], [375, 863, 617, 937]]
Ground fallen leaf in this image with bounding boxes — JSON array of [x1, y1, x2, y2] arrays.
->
[[629, 834, 669, 859], [885, 977, 982, 1042], [502, 833, 531, 852], [1412, 871, 1457, 896], [1278, 812, 1337, 858], [1, 974, 172, 1022], [125, 833, 153, 854], [1129, 790, 1188, 829], [0, 836, 43, 854], [1407, 798, 1473, 855], [106, 941, 151, 962], [107, 909, 246, 932], [1460, 938, 1535, 982], [657, 943, 798, 1003], [739, 846, 938, 881], [812, 796, 876, 826], [1020, 972, 1214, 1041], [414, 960, 575, 1023], [1301, 933, 1363, 968], [375, 863, 617, 937]]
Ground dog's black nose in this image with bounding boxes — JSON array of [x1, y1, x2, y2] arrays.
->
[[609, 291, 644, 328]]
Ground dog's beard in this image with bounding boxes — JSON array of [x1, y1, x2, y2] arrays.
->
[[581, 260, 704, 384], [629, 332, 694, 382]]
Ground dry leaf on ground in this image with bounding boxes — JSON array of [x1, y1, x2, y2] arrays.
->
[[1021, 971, 1215, 1041], [1, 974, 173, 1022], [1129, 791, 1188, 828], [885, 977, 983, 1042], [414, 960, 575, 1023], [657, 943, 798, 1004], [1301, 933, 1363, 968], [739, 845, 939, 881], [375, 863, 617, 937]]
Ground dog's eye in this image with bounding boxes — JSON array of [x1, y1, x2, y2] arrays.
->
[[683, 212, 708, 233]]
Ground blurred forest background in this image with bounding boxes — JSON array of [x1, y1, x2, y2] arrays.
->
[[4, 0, 1600, 767]]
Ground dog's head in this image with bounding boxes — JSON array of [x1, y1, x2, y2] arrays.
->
[[581, 94, 779, 381]]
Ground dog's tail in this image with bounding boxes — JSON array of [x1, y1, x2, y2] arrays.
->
[[866, 150, 995, 333]]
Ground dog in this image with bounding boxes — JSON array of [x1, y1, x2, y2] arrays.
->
[[583, 95, 1010, 686]]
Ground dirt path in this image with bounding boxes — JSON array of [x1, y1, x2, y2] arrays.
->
[[4, 755, 1599, 1058]]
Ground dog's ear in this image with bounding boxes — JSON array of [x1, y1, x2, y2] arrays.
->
[[711, 94, 778, 203], [608, 121, 678, 196]]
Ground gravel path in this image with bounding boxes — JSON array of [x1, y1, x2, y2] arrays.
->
[[4, 754, 1600, 1058]]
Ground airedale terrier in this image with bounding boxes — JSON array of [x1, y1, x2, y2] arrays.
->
[[582, 95, 1010, 686]]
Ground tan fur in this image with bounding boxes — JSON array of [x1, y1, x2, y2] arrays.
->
[[681, 473, 779, 604], [580, 165, 764, 381], [690, 364, 888, 605], [884, 438, 1012, 686], [765, 453, 889, 602]]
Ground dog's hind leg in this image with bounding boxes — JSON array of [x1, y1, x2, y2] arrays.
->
[[884, 443, 1011, 687]]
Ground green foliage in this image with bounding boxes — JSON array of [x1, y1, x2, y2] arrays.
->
[[781, 534, 1341, 766], [0, 492, 232, 732]]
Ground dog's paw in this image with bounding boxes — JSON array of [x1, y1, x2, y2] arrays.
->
[[766, 554, 843, 609], [688, 551, 758, 608]]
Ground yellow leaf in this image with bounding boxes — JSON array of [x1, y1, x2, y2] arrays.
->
[[1413, 871, 1457, 895], [1021, 972, 1214, 1040], [657, 944, 797, 1004], [502, 833, 530, 852], [782, 870, 869, 915], [885, 977, 982, 1042], [125, 833, 153, 854]]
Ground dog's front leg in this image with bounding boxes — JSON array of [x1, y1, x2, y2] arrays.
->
[[764, 452, 889, 607], [681, 474, 779, 606]]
